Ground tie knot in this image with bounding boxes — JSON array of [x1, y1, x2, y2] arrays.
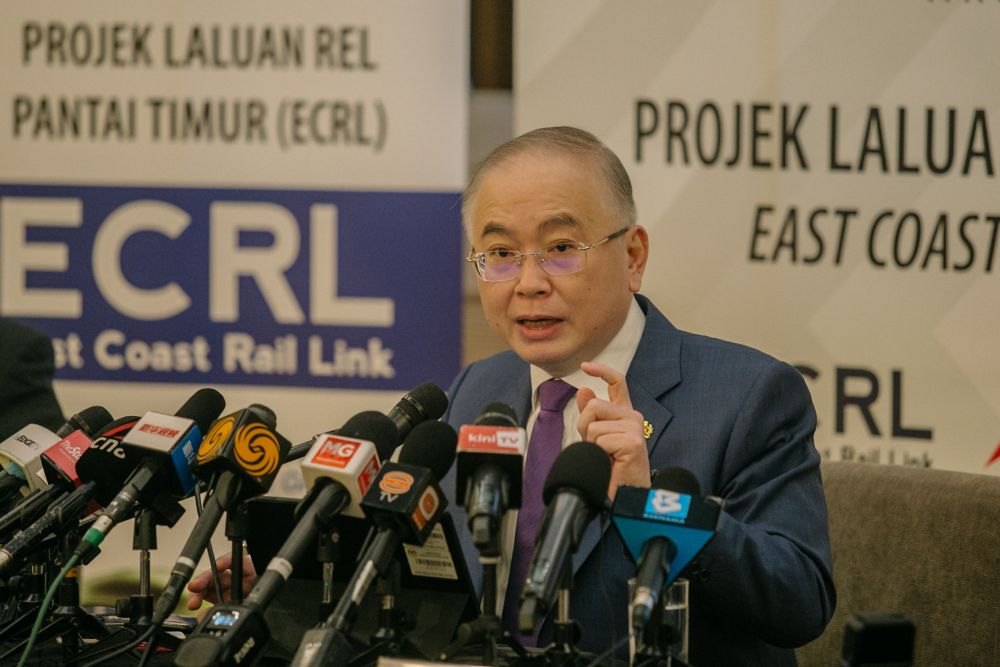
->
[[538, 379, 576, 413]]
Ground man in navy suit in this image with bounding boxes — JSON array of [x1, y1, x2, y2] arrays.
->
[[444, 126, 835, 665]]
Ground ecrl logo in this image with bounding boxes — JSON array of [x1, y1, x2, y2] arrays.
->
[[645, 489, 691, 521]]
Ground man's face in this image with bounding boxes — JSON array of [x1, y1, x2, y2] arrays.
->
[[468, 150, 647, 377]]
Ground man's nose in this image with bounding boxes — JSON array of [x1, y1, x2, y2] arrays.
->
[[514, 253, 552, 295]]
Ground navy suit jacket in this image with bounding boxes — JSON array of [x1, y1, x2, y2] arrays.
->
[[442, 295, 835, 666]]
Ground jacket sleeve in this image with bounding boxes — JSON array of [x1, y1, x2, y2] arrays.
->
[[693, 359, 836, 648]]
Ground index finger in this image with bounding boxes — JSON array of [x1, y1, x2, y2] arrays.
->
[[580, 361, 632, 407]]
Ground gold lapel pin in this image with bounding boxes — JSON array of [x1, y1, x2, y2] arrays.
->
[[643, 421, 654, 440]]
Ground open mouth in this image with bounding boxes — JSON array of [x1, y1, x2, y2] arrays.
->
[[518, 318, 560, 329]]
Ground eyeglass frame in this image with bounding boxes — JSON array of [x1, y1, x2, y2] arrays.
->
[[466, 226, 631, 282]]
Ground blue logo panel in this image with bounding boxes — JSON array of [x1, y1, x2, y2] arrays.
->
[[0, 183, 461, 391], [643, 489, 692, 523]]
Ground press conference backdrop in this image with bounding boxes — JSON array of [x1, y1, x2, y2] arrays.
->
[[516, 0, 1000, 476], [0, 0, 467, 603]]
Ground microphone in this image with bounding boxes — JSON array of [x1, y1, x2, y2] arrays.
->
[[74, 388, 225, 560], [299, 411, 398, 518], [56, 405, 116, 439], [152, 404, 292, 626], [628, 468, 700, 633], [0, 426, 62, 501], [454, 402, 525, 553], [518, 441, 611, 634], [285, 383, 448, 462], [0, 406, 114, 501], [0, 410, 120, 542], [173, 412, 400, 667], [611, 467, 722, 634], [385, 381, 449, 443], [0, 417, 140, 573], [287, 421, 458, 667], [355, 420, 456, 549]]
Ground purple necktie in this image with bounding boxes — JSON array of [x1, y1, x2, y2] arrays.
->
[[502, 378, 577, 645]]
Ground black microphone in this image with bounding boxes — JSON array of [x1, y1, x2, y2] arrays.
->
[[0, 416, 140, 573], [298, 411, 398, 518], [56, 405, 115, 439], [173, 412, 399, 667], [518, 441, 611, 634], [629, 468, 701, 633], [73, 389, 225, 560], [454, 403, 525, 554], [152, 405, 291, 626], [285, 382, 448, 462], [0, 413, 123, 544], [385, 381, 449, 443], [287, 421, 458, 667], [0, 405, 113, 503]]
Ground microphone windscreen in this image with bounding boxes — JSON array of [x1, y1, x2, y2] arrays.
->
[[399, 382, 449, 423], [68, 406, 114, 437], [248, 404, 277, 429], [176, 388, 226, 433], [473, 402, 518, 427], [338, 411, 398, 461], [652, 466, 701, 496], [542, 441, 611, 509], [398, 420, 457, 481], [76, 415, 142, 505]]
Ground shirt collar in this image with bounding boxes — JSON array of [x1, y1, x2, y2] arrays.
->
[[529, 296, 646, 404]]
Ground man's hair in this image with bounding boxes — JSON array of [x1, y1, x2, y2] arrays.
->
[[462, 126, 637, 237]]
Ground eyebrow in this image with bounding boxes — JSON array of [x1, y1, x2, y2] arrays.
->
[[479, 214, 582, 240]]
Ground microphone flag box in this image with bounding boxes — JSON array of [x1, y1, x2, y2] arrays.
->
[[0, 424, 62, 491], [193, 408, 291, 497], [300, 434, 380, 518], [40, 429, 94, 488], [122, 411, 200, 496], [612, 486, 723, 587], [454, 424, 525, 507], [361, 462, 447, 546]]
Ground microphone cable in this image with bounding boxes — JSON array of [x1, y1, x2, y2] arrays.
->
[[16, 552, 82, 667]]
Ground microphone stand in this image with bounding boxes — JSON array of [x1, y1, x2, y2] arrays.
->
[[0, 544, 53, 643], [0, 527, 110, 662], [439, 536, 528, 665], [225, 503, 250, 605], [347, 560, 429, 666], [540, 560, 584, 667], [72, 504, 184, 662], [316, 524, 343, 620]]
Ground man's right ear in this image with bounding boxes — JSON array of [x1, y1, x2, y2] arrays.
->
[[626, 225, 649, 293]]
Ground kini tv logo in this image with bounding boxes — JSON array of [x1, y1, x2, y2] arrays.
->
[[644, 489, 692, 524]]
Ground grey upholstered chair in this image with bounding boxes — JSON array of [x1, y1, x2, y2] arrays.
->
[[796, 461, 1000, 666]]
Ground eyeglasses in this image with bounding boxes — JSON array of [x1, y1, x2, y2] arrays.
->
[[467, 227, 630, 282]]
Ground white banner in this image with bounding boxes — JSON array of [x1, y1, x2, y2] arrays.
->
[[516, 0, 1000, 475], [0, 0, 467, 608]]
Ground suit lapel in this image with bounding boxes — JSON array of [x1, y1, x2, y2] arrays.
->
[[570, 295, 682, 575]]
